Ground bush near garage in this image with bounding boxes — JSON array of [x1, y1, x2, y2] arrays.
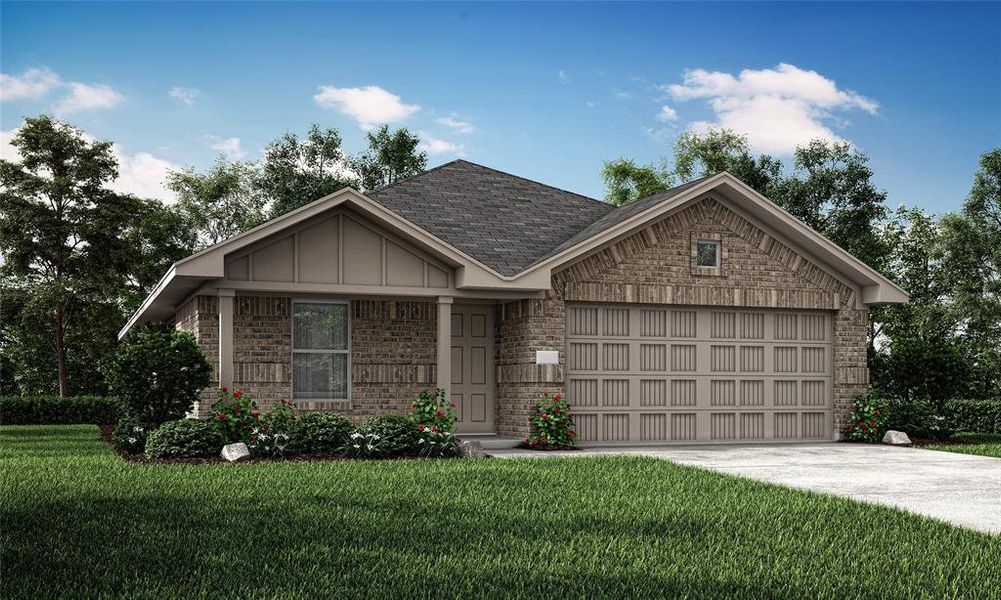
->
[[886, 398, 953, 440], [525, 391, 577, 449], [841, 394, 889, 442], [0, 395, 122, 425]]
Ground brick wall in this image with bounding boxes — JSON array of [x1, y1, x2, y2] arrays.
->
[[494, 195, 869, 437], [177, 295, 436, 421], [175, 295, 218, 417]]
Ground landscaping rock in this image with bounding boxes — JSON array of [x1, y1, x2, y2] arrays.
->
[[883, 430, 912, 446], [458, 440, 487, 459], [221, 442, 250, 462]]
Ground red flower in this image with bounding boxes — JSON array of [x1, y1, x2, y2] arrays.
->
[[233, 390, 244, 399], [530, 439, 538, 446], [554, 394, 561, 401], [217, 413, 226, 421], [431, 425, 438, 432], [262, 423, 269, 431], [418, 424, 426, 431], [220, 386, 228, 393], [541, 436, 548, 444], [544, 390, 550, 395], [436, 408, 446, 417], [568, 430, 576, 439], [450, 402, 456, 408], [233, 405, 242, 413]]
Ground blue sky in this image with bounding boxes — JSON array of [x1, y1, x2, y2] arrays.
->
[[2, 2, 999, 214]]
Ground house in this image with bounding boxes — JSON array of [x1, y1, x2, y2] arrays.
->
[[121, 160, 907, 444]]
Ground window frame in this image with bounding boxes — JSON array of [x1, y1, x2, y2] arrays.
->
[[696, 239, 722, 268], [291, 299, 351, 403]]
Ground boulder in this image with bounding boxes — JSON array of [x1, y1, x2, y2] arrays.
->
[[882, 430, 912, 446], [221, 442, 251, 462], [458, 440, 487, 459]]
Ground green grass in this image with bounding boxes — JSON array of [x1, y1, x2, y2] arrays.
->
[[920, 433, 1001, 458], [2, 426, 999, 599]]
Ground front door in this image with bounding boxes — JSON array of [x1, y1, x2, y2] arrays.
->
[[451, 304, 496, 434]]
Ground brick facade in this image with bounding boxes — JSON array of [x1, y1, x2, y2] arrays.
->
[[176, 296, 436, 421], [176, 194, 869, 438], [493, 195, 869, 437]]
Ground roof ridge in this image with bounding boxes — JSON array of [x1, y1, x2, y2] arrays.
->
[[364, 158, 464, 196], [451, 159, 610, 207]]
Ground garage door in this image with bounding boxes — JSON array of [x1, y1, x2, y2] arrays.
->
[[566, 304, 834, 444]]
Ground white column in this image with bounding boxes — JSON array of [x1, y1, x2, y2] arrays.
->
[[218, 289, 235, 390], [436, 296, 453, 394]]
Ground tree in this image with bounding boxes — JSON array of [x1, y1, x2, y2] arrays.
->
[[0, 116, 133, 396], [352, 125, 427, 191], [600, 158, 672, 206], [672, 129, 784, 196], [258, 124, 358, 218], [166, 158, 265, 249], [780, 140, 890, 272]]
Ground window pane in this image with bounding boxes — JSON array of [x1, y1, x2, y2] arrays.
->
[[293, 353, 348, 400], [294, 302, 348, 350], [697, 241, 719, 267]]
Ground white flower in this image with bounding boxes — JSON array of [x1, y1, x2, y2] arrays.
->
[[128, 437, 137, 444], [352, 444, 360, 449]]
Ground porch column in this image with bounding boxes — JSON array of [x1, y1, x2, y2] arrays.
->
[[436, 296, 453, 395], [218, 289, 235, 391]]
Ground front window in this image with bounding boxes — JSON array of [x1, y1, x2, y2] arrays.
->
[[696, 240, 721, 268], [293, 301, 349, 401]]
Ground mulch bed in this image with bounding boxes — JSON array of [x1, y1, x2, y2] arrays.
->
[[516, 443, 579, 451]]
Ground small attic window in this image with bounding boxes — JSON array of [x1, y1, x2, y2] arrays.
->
[[696, 240, 721, 268]]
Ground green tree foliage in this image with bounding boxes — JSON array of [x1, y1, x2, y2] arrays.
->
[[600, 158, 672, 206], [352, 125, 427, 191], [166, 158, 265, 248], [0, 116, 193, 396], [673, 129, 784, 197], [259, 124, 358, 219], [102, 327, 211, 427]]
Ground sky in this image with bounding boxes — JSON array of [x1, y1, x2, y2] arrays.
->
[[2, 1, 999, 215]]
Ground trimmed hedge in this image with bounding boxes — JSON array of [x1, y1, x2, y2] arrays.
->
[[0, 396, 122, 425], [945, 399, 1001, 434]]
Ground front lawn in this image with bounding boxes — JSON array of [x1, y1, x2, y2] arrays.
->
[[2, 426, 999, 598], [920, 433, 1001, 458]]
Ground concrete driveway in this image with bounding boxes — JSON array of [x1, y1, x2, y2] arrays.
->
[[490, 443, 1001, 534]]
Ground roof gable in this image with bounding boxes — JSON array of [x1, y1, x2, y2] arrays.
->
[[365, 160, 614, 276]]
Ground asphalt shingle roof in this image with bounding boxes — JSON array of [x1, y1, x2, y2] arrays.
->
[[365, 160, 707, 276]]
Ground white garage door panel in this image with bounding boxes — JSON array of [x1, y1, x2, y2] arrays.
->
[[566, 304, 834, 444]]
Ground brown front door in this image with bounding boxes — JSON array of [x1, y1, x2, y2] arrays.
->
[[451, 304, 495, 434]]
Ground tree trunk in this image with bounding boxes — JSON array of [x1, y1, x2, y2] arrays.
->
[[55, 305, 69, 397]]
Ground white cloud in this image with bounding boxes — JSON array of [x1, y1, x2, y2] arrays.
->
[[0, 67, 61, 101], [1, 123, 176, 202], [313, 85, 419, 130], [664, 63, 878, 154], [203, 135, 245, 160], [109, 147, 177, 201], [656, 105, 678, 122], [436, 115, 475, 134], [420, 134, 464, 156], [169, 86, 200, 106], [558, 69, 569, 84], [53, 82, 125, 116]]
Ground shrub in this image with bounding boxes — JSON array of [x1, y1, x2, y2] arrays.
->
[[841, 394, 890, 442], [212, 388, 262, 444], [112, 416, 149, 454], [290, 412, 354, 455], [411, 388, 456, 432], [525, 391, 577, 449], [344, 414, 419, 458], [887, 399, 953, 440], [252, 398, 296, 457], [945, 399, 1001, 434], [145, 419, 223, 460], [413, 427, 460, 458], [0, 396, 122, 425], [102, 327, 212, 427]]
